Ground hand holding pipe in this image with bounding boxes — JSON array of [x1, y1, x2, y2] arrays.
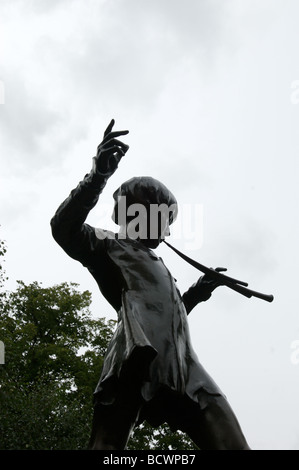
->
[[163, 240, 274, 303]]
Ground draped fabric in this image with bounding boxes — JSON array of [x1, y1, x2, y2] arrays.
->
[[95, 237, 223, 410]]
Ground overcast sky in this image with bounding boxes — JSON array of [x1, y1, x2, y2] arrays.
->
[[1, 0, 299, 450]]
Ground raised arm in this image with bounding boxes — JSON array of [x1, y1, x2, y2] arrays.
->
[[50, 119, 129, 267]]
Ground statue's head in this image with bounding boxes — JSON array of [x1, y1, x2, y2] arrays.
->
[[112, 176, 178, 248]]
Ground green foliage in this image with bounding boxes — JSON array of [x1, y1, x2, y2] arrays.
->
[[128, 423, 199, 450], [0, 279, 116, 449], [0, 234, 8, 309], [0, 236, 7, 278]]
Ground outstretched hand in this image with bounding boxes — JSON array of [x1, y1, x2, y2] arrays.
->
[[94, 119, 129, 175], [196, 267, 228, 301], [202, 267, 228, 290]]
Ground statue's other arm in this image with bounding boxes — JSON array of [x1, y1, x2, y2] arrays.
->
[[182, 277, 213, 314], [182, 267, 227, 314]]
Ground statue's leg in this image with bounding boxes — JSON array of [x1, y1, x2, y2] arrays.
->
[[88, 404, 135, 450], [89, 388, 143, 450], [185, 394, 250, 450]]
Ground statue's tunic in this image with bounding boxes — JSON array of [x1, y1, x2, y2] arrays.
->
[[51, 169, 223, 427]]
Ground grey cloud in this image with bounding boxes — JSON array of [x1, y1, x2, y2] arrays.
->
[[0, 0, 237, 177], [213, 216, 277, 282], [0, 74, 63, 169], [2, 0, 75, 14], [35, 0, 235, 112]]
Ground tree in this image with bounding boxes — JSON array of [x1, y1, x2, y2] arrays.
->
[[0, 261, 197, 449], [0, 234, 8, 309], [0, 279, 116, 449], [128, 423, 198, 450]]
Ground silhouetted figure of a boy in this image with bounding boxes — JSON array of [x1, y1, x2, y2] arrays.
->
[[51, 120, 250, 450]]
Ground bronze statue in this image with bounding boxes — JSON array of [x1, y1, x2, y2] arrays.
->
[[51, 119, 251, 450]]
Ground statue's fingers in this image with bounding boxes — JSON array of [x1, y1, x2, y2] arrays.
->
[[103, 119, 115, 138], [215, 267, 227, 273], [103, 145, 126, 157], [104, 130, 129, 141], [109, 151, 126, 171], [102, 138, 129, 152]]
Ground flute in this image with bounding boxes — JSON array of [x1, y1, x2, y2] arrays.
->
[[163, 240, 274, 303]]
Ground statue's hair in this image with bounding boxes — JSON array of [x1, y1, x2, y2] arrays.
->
[[112, 176, 178, 225]]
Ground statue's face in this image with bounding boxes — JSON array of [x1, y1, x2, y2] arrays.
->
[[140, 211, 171, 248], [112, 178, 178, 246], [121, 202, 173, 248]]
